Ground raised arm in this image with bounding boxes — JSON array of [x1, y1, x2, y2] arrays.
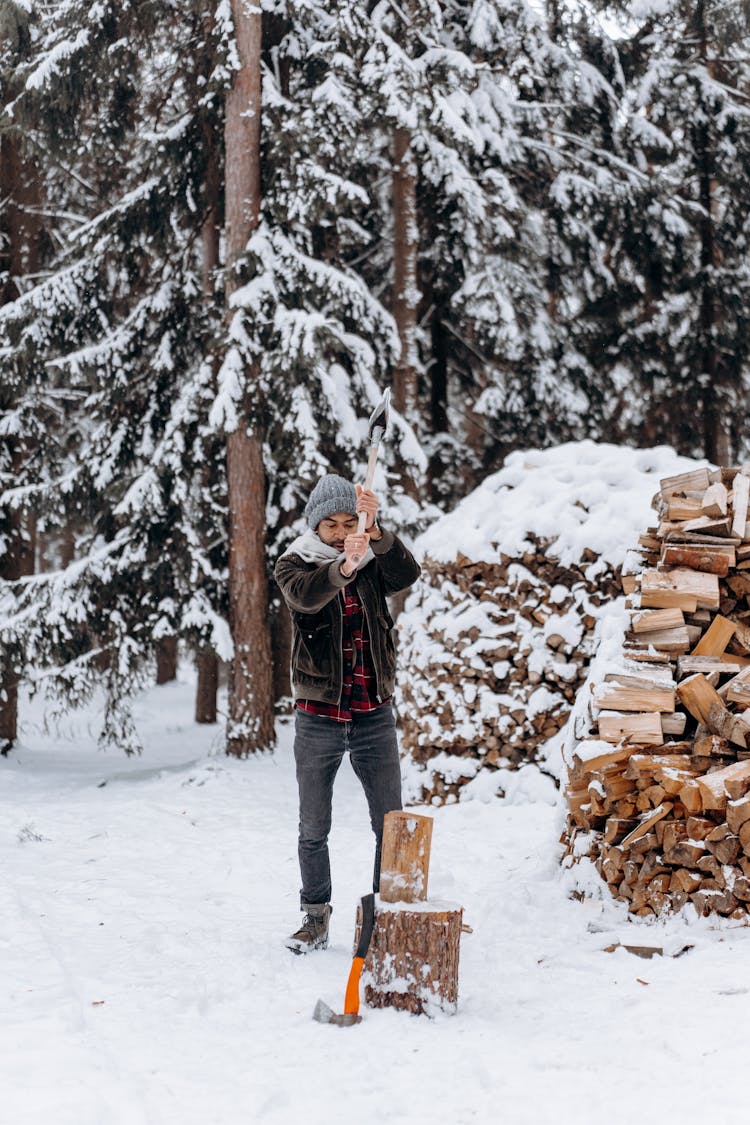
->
[[274, 553, 349, 614], [370, 528, 421, 596]]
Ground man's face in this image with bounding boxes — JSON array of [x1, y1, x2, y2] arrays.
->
[[316, 512, 358, 552]]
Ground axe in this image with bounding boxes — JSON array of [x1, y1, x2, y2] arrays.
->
[[350, 388, 391, 566], [312, 893, 376, 1027]]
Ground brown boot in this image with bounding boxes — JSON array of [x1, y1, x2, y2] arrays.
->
[[287, 903, 332, 954]]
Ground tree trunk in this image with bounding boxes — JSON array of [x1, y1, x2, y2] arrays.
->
[[271, 595, 292, 703], [0, 128, 40, 747], [392, 127, 420, 429], [194, 81, 222, 725], [224, 0, 274, 754], [195, 647, 219, 724], [156, 637, 178, 684], [695, 3, 725, 464]]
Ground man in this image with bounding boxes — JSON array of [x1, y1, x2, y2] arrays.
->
[[274, 473, 421, 953]]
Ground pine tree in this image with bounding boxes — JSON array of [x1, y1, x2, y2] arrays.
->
[[599, 0, 750, 461], [0, 0, 231, 752]]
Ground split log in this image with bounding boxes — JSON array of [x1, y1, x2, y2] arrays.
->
[[379, 811, 433, 903], [676, 673, 724, 726], [701, 482, 728, 519], [732, 472, 750, 539], [706, 701, 750, 749], [597, 712, 664, 746], [678, 655, 750, 677], [690, 615, 736, 657], [619, 803, 673, 847], [659, 468, 713, 498], [631, 608, 685, 633], [593, 684, 675, 713], [696, 760, 750, 812], [661, 545, 732, 575], [641, 567, 720, 611]]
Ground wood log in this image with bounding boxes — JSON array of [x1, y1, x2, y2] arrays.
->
[[706, 701, 750, 749], [704, 824, 742, 866], [726, 769, 750, 800], [661, 545, 732, 575], [663, 840, 707, 868], [678, 655, 750, 677], [627, 626, 692, 654], [379, 811, 434, 903], [701, 481, 728, 518], [691, 887, 738, 916], [728, 621, 750, 659], [363, 901, 463, 1015], [597, 712, 664, 746], [696, 760, 750, 812], [667, 497, 703, 521], [691, 615, 736, 657], [631, 608, 685, 633], [731, 876, 750, 902], [593, 684, 675, 713], [685, 816, 715, 840], [659, 819, 687, 852], [676, 673, 724, 726], [641, 567, 719, 611], [682, 515, 733, 537], [670, 868, 702, 894], [620, 803, 673, 847], [727, 796, 750, 835], [677, 779, 703, 814], [659, 468, 713, 498], [732, 472, 750, 539]]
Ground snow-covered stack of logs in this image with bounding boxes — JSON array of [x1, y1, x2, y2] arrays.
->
[[564, 465, 750, 918], [397, 538, 621, 804]]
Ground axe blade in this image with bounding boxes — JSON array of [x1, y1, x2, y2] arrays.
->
[[366, 387, 391, 446]]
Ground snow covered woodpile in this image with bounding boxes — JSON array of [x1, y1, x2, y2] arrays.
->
[[396, 443, 695, 805], [563, 464, 750, 919]]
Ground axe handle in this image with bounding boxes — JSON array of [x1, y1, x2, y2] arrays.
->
[[356, 443, 380, 536]]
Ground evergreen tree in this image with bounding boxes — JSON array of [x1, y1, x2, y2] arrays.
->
[[0, 0, 230, 752], [593, 0, 750, 462]]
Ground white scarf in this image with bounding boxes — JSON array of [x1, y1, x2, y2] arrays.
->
[[280, 528, 374, 570]]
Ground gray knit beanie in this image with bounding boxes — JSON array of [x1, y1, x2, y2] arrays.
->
[[305, 474, 357, 530]]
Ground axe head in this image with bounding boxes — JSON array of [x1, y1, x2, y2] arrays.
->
[[366, 388, 391, 447], [312, 998, 361, 1027]]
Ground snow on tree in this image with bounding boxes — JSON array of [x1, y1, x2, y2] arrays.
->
[[583, 0, 750, 462], [0, 1, 231, 752]]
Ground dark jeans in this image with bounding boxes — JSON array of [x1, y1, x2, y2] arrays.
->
[[294, 705, 403, 907]]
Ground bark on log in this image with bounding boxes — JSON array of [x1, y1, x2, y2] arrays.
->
[[224, 0, 274, 754], [361, 902, 463, 1015]]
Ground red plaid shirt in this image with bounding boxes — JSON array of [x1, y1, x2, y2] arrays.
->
[[297, 581, 389, 723]]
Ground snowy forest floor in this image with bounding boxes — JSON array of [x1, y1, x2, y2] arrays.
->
[[4, 678, 750, 1125]]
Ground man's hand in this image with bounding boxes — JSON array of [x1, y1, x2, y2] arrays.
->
[[355, 484, 379, 530], [341, 532, 370, 577]]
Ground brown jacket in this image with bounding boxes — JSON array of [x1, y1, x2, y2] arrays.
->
[[274, 527, 421, 705]]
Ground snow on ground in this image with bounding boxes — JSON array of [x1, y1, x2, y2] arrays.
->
[[4, 678, 750, 1125]]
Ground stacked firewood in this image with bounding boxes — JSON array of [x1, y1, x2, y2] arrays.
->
[[397, 538, 621, 804], [564, 465, 750, 918]]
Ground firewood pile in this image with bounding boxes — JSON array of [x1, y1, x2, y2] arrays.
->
[[563, 465, 750, 918], [397, 538, 622, 804]]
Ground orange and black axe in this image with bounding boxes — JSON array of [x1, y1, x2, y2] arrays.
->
[[313, 893, 376, 1027]]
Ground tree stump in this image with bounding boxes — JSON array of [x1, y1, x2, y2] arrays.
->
[[359, 901, 463, 1015]]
